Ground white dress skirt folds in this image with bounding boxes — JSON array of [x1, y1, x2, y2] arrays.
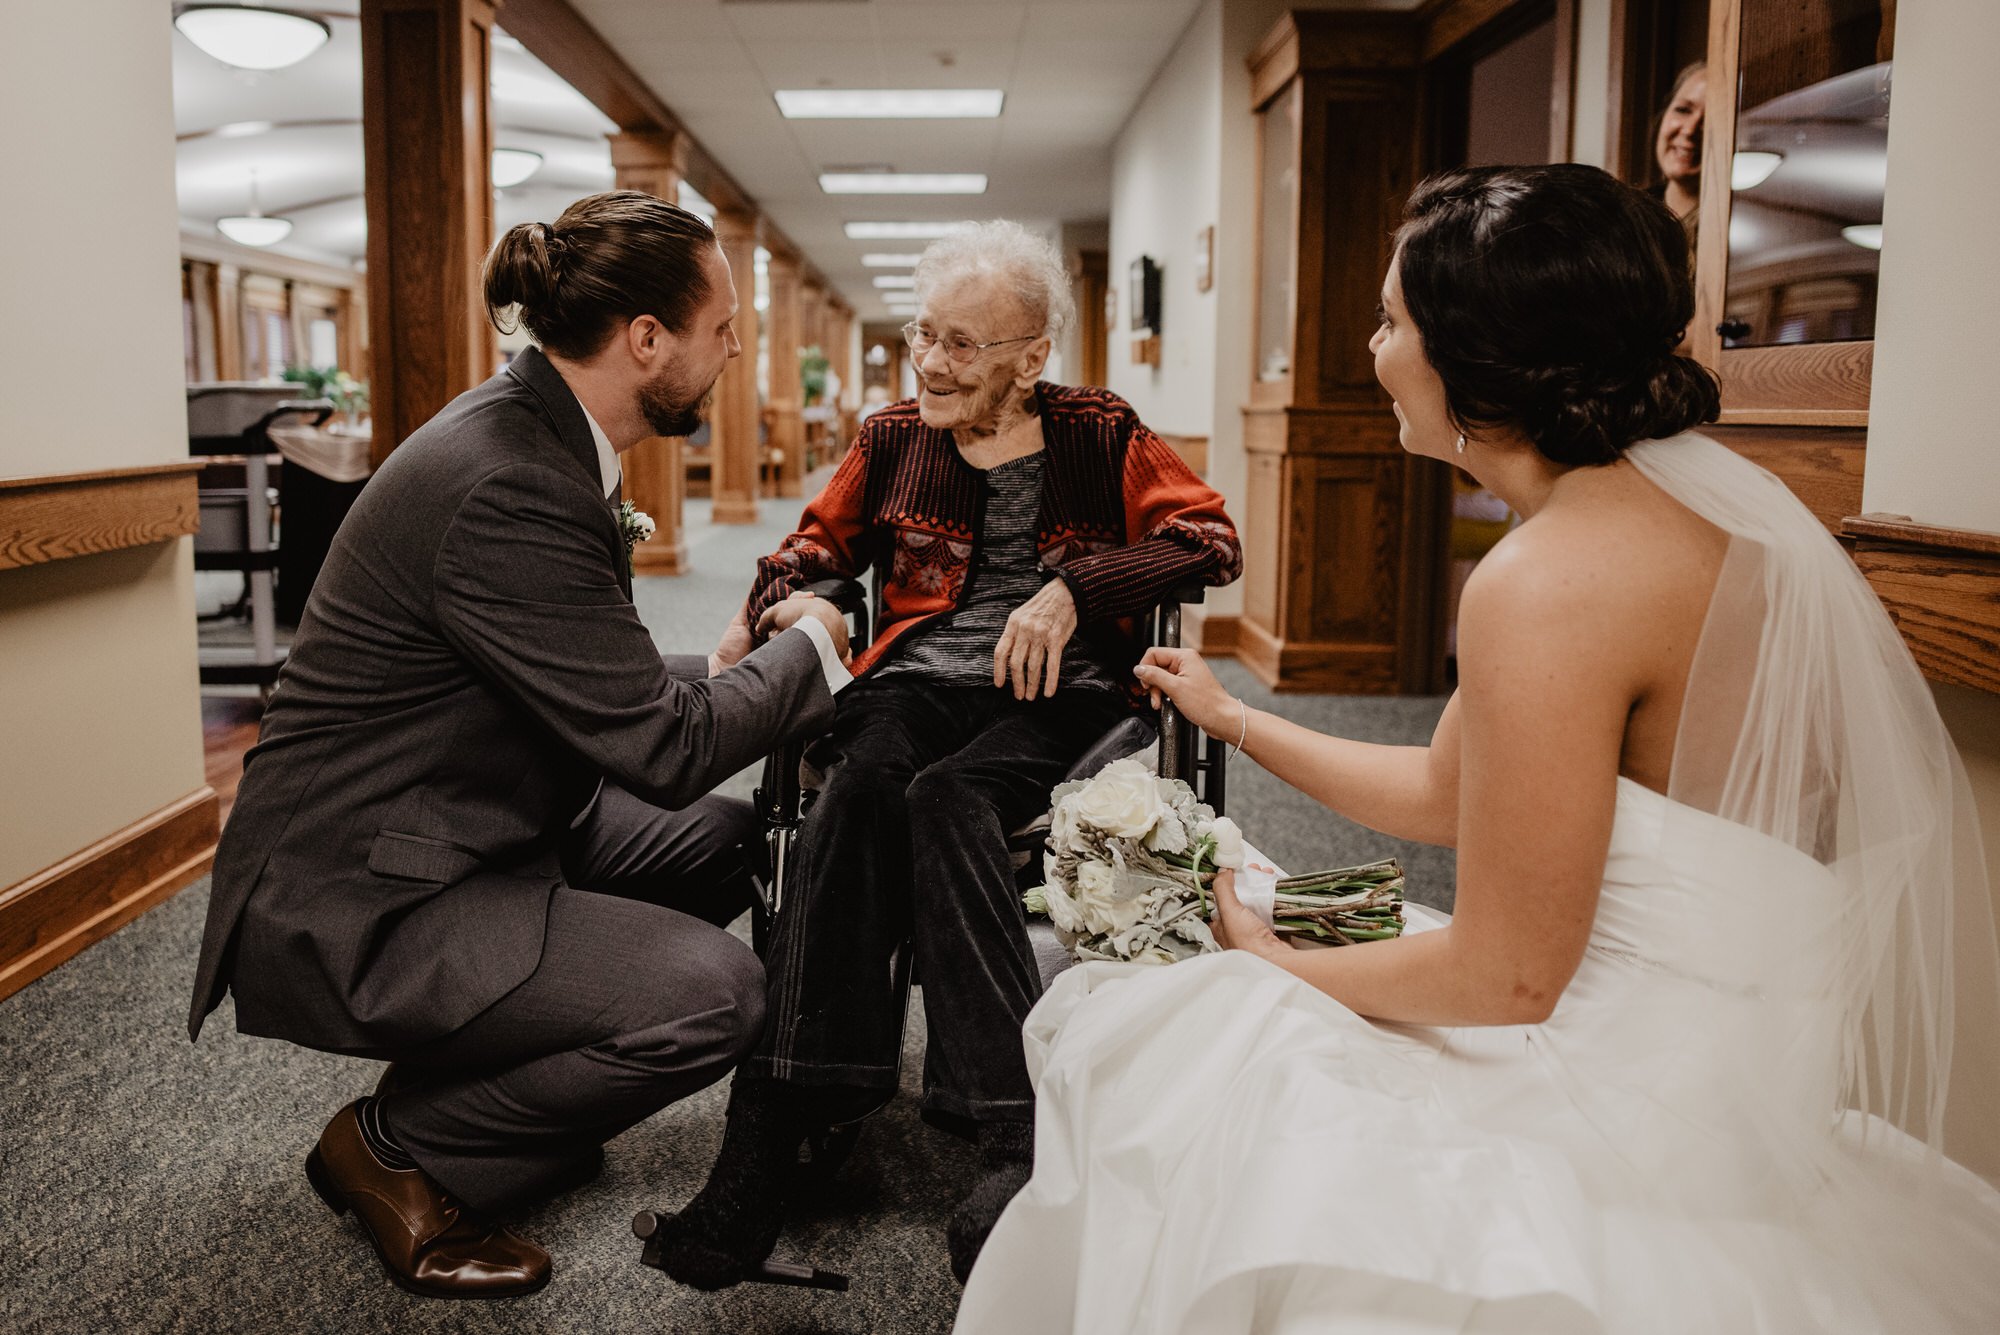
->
[[955, 436, 2000, 1334]]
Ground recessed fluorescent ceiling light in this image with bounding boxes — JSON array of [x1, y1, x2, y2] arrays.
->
[[873, 275, 917, 288], [1731, 150, 1783, 191], [776, 89, 1004, 119], [845, 221, 977, 239], [1842, 223, 1884, 251], [174, 5, 331, 71], [819, 173, 987, 195], [491, 148, 543, 188], [862, 253, 923, 267]]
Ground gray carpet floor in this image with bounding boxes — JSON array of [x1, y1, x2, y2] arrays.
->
[[11, 486, 1449, 1333]]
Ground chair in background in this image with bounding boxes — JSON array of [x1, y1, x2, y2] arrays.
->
[[186, 384, 331, 699]]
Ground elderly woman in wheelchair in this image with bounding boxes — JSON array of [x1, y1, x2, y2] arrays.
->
[[658, 222, 1240, 1289]]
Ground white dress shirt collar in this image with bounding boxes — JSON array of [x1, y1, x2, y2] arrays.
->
[[578, 403, 622, 500]]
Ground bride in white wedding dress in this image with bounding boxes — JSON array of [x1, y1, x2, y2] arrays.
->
[[954, 165, 2000, 1333]]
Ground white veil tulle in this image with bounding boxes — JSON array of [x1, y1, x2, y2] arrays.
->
[[1625, 432, 2000, 1322]]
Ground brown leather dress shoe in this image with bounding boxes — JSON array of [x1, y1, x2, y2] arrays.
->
[[305, 1101, 551, 1299]]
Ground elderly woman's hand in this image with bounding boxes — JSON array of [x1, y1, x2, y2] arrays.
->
[[1210, 869, 1286, 960], [708, 608, 754, 677], [995, 578, 1078, 699]]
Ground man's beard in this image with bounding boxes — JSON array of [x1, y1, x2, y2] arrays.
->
[[638, 369, 713, 438]]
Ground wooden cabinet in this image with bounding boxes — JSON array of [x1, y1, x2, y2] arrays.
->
[[1239, 13, 1450, 693]]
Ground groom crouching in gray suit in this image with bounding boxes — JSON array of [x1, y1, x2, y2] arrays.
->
[[187, 191, 852, 1299]]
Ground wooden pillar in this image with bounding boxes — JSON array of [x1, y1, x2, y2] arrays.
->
[[214, 262, 244, 381], [765, 252, 805, 499], [359, 0, 496, 468], [710, 209, 761, 523], [828, 299, 856, 448], [187, 260, 221, 382], [1238, 12, 1448, 694], [610, 129, 692, 574]]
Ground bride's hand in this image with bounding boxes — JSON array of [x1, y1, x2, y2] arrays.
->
[[1210, 869, 1285, 959], [1133, 647, 1239, 739]]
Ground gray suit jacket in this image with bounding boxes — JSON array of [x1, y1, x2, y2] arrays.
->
[[188, 347, 835, 1053]]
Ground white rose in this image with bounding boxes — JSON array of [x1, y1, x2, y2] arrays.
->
[[1210, 816, 1245, 869], [635, 511, 656, 539], [1073, 758, 1165, 839], [1073, 860, 1146, 935], [1039, 880, 1085, 934]]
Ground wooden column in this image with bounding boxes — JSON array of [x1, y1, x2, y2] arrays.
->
[[186, 261, 221, 382], [609, 129, 692, 574], [214, 262, 244, 381], [828, 299, 857, 449], [765, 251, 805, 498], [710, 209, 761, 523], [359, 0, 496, 468], [1239, 12, 1448, 694]]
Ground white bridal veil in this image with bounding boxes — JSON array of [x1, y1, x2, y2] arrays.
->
[[1627, 432, 2000, 1321]]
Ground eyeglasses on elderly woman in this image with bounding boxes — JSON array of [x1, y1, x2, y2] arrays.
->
[[901, 321, 1039, 365]]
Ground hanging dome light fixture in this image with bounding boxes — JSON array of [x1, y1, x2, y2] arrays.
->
[[174, 5, 332, 73], [217, 170, 293, 247], [491, 148, 544, 189]]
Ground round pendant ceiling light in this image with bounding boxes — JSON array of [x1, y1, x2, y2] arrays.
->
[[217, 214, 294, 246], [491, 148, 544, 188], [218, 170, 292, 247], [174, 5, 333, 72]]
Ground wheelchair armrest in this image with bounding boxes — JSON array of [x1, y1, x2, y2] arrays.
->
[[1061, 715, 1158, 785], [1167, 579, 1206, 606]]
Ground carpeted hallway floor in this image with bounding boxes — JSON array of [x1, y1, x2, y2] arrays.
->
[[5, 487, 1451, 1334]]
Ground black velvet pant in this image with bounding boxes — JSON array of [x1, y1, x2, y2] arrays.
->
[[744, 678, 1132, 1125]]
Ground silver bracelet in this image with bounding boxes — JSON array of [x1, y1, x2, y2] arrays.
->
[[1232, 698, 1249, 757]]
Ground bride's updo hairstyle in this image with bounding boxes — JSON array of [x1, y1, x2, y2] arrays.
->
[[483, 190, 716, 360], [1394, 163, 1719, 465]]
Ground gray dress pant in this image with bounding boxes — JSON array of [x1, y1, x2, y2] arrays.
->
[[373, 789, 766, 1214]]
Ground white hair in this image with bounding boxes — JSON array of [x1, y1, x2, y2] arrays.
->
[[912, 220, 1076, 340]]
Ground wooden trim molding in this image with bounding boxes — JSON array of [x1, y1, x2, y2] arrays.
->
[[0, 463, 204, 572], [1185, 609, 1242, 657], [1839, 514, 2000, 697], [0, 786, 220, 1002]]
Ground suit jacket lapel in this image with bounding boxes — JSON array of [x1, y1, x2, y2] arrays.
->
[[505, 346, 603, 492], [506, 346, 633, 601]]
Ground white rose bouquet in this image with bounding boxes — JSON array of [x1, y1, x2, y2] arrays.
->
[[1023, 758, 1406, 965]]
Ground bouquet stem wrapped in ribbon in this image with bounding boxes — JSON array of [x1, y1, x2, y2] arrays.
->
[[1023, 758, 1406, 965]]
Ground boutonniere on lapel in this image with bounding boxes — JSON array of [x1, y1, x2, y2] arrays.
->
[[617, 500, 655, 575]]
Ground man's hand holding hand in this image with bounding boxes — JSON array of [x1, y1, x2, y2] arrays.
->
[[995, 578, 1078, 700], [757, 590, 853, 664]]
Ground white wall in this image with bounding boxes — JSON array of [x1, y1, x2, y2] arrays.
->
[[0, 0, 205, 885], [1856, 0, 2000, 1181], [1107, 0, 1224, 438]]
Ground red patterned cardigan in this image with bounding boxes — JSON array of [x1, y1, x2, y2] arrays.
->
[[744, 383, 1242, 680]]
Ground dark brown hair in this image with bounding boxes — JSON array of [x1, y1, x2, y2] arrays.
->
[[483, 190, 717, 360], [1393, 164, 1719, 466]]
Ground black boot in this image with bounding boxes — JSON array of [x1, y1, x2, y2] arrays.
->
[[947, 1120, 1033, 1283], [655, 1078, 811, 1291]]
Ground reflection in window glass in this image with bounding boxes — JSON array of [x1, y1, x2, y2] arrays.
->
[[1723, 0, 1892, 347], [1255, 88, 1298, 382]]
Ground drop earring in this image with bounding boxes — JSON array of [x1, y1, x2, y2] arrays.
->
[[1454, 433, 1467, 455]]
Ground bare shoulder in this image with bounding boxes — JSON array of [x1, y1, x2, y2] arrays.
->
[[1460, 464, 1726, 670]]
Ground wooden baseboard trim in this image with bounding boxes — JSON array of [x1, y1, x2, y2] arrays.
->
[[0, 785, 220, 1003], [1185, 609, 1241, 656], [1237, 617, 1403, 694]]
